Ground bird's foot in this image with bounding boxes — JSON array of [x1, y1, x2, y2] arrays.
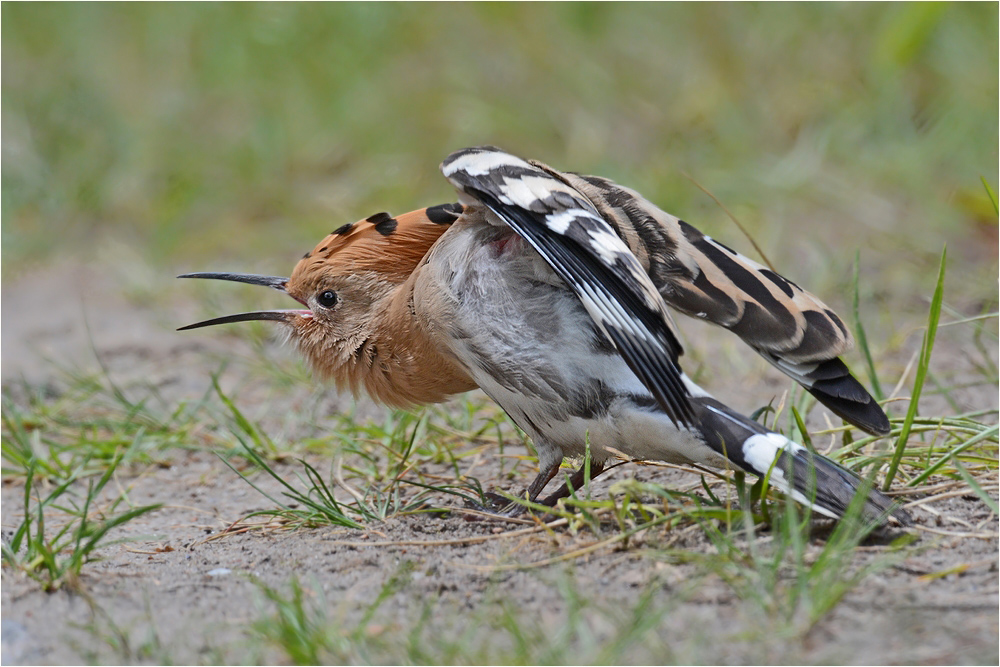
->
[[462, 491, 529, 520], [461, 459, 609, 521]]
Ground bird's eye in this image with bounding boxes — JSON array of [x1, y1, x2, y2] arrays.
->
[[317, 290, 338, 308]]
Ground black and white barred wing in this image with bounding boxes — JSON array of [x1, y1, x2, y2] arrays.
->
[[564, 172, 890, 436], [441, 146, 695, 428]]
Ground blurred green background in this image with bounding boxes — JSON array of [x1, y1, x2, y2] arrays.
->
[[3, 2, 997, 315]]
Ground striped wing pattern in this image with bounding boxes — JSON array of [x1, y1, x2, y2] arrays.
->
[[441, 147, 888, 436], [441, 146, 696, 428], [562, 172, 852, 362], [559, 171, 890, 435]]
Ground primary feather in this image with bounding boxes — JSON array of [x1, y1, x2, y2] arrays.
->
[[559, 170, 890, 435]]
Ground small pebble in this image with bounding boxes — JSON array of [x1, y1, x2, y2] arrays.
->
[[207, 568, 232, 577]]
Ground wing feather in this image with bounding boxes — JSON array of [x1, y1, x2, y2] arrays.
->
[[440, 147, 889, 435], [564, 173, 853, 362], [560, 170, 890, 435], [441, 147, 695, 428]]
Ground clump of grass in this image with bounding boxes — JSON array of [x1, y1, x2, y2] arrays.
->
[[824, 416, 998, 491], [247, 566, 692, 664], [250, 563, 417, 665], [1, 450, 161, 591], [831, 246, 997, 498], [1, 365, 214, 484], [219, 440, 365, 530], [212, 380, 503, 530], [1, 361, 187, 592], [675, 486, 914, 637]]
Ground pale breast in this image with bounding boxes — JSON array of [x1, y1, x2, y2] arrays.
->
[[416, 217, 701, 460]]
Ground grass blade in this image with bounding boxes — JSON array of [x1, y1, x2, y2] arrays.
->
[[982, 176, 998, 214], [883, 246, 946, 490], [950, 456, 999, 515], [853, 251, 884, 401], [905, 424, 999, 488]]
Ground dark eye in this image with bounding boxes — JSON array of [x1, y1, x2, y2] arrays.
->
[[317, 290, 338, 308]]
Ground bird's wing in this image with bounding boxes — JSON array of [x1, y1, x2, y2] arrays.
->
[[561, 171, 889, 435], [441, 146, 696, 428]]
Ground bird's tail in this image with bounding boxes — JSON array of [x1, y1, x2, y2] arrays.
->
[[692, 397, 911, 525]]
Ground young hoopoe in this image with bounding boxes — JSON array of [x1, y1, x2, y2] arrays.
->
[[180, 146, 910, 525]]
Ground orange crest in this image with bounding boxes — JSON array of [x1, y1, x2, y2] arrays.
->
[[289, 204, 463, 289]]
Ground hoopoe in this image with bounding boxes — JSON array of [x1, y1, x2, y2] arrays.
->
[[180, 146, 910, 525]]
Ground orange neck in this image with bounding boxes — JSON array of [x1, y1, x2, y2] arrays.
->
[[344, 274, 476, 407]]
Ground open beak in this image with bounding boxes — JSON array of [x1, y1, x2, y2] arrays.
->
[[176, 272, 311, 331]]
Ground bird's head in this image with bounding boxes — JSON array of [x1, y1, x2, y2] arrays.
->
[[178, 204, 466, 398]]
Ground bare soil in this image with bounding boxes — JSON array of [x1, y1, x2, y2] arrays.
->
[[2, 262, 997, 665]]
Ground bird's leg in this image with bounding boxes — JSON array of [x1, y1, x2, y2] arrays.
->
[[466, 459, 562, 518], [537, 459, 607, 507], [465, 458, 608, 519], [524, 459, 565, 502]]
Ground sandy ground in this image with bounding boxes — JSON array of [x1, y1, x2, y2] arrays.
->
[[1, 262, 997, 664]]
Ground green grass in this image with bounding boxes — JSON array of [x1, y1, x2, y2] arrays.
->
[[214, 379, 509, 530], [246, 565, 702, 665], [0, 351, 284, 488], [1, 450, 161, 592], [884, 246, 947, 489], [1, 370, 208, 483], [240, 492, 915, 665]]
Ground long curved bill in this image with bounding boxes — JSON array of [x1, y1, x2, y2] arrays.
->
[[178, 272, 290, 291], [177, 309, 309, 331], [176, 272, 311, 331]]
